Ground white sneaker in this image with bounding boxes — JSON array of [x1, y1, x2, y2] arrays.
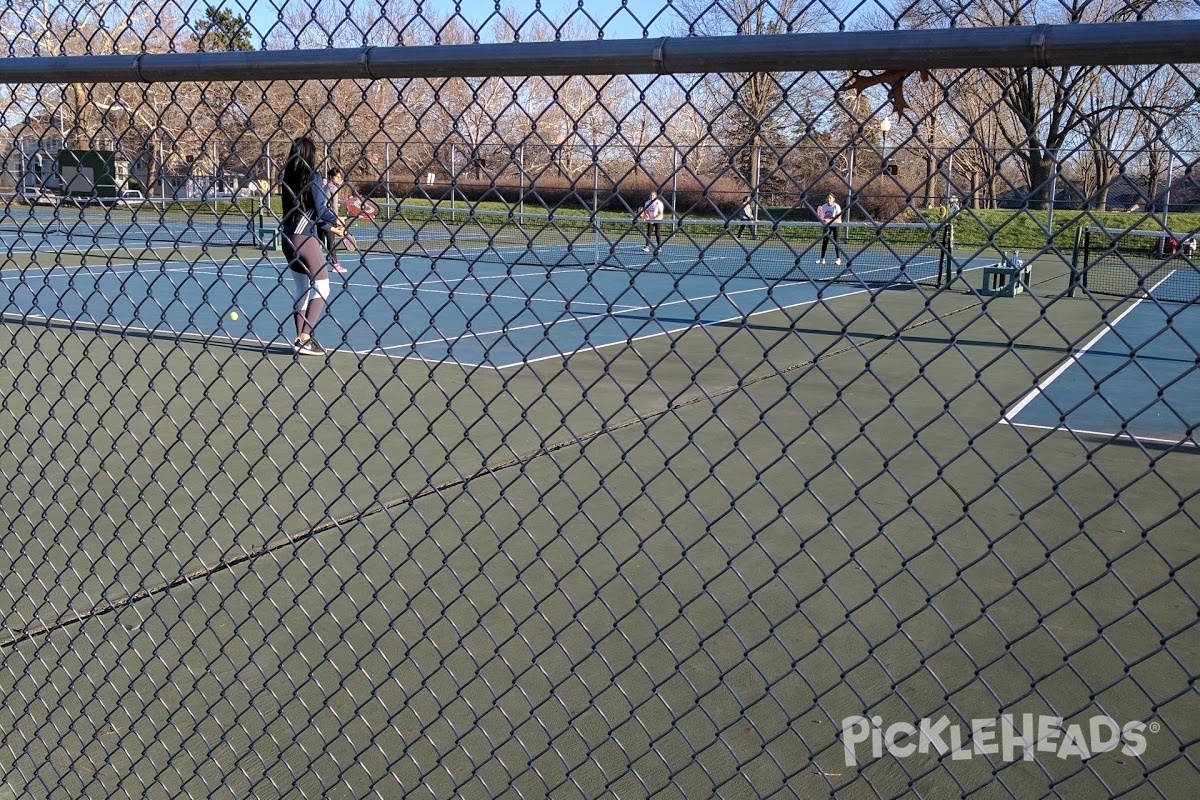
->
[[835, 258, 842, 266], [642, 246, 651, 253], [294, 337, 326, 356], [816, 258, 824, 264]]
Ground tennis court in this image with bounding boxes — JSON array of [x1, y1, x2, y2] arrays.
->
[[1006, 270, 1200, 445], [1, 217, 981, 368], [4, 231, 1192, 800]]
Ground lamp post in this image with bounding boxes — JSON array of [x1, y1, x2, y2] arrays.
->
[[845, 146, 855, 225], [518, 142, 525, 216], [880, 118, 892, 166]]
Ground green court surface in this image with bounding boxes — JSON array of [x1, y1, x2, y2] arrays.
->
[[1, 252, 1196, 799]]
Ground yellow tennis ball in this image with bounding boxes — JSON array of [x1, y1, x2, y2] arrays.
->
[[229, 311, 239, 321]]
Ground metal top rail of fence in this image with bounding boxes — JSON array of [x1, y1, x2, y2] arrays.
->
[[1, 5, 1198, 800]]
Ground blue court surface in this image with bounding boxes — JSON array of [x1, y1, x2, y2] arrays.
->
[[1, 244, 962, 369], [1005, 270, 1200, 446]]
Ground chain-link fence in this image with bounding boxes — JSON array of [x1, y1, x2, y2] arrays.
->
[[1, 2, 1198, 799]]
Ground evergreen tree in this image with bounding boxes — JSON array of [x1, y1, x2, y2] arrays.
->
[[192, 5, 255, 52]]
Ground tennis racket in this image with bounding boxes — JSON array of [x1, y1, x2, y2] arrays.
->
[[344, 195, 378, 221]]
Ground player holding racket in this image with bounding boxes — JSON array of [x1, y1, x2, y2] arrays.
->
[[281, 136, 344, 356], [639, 190, 665, 253], [817, 193, 843, 266], [323, 167, 348, 274]]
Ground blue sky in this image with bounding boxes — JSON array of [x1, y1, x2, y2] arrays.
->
[[242, 0, 666, 46]]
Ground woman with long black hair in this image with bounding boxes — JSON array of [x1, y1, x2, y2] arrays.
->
[[280, 136, 344, 356]]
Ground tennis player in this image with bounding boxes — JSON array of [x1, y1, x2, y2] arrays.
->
[[323, 167, 348, 274], [281, 136, 344, 357], [735, 195, 757, 240], [639, 191, 665, 253], [817, 193, 842, 266]]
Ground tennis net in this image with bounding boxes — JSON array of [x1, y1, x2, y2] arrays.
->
[[1080, 225, 1200, 302], [0, 194, 262, 248], [378, 207, 954, 284]]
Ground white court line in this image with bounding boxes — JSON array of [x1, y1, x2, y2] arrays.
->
[[348, 289, 848, 369], [2, 261, 223, 281], [375, 284, 649, 311], [5, 249, 968, 371], [394, 256, 944, 347], [1, 308, 491, 368], [264, 252, 567, 288], [1000, 419, 1197, 448], [356, 257, 972, 366], [4, 311, 257, 344], [360, 283, 801, 355], [475, 260, 989, 369], [1003, 273, 1174, 422]]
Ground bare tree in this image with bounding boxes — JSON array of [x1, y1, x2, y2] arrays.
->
[[0, 3, 180, 149], [897, 0, 1190, 209], [672, 0, 830, 199]]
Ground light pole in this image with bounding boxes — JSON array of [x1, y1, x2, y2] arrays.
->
[[880, 118, 892, 166], [845, 145, 856, 224]]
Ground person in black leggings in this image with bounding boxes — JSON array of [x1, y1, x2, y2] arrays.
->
[[817, 193, 843, 266], [280, 136, 344, 356], [322, 167, 347, 273]]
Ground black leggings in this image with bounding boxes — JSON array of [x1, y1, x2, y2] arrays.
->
[[321, 227, 340, 266], [820, 225, 840, 260], [283, 233, 329, 337], [644, 221, 662, 248]]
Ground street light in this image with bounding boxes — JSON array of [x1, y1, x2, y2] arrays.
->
[[880, 118, 892, 164]]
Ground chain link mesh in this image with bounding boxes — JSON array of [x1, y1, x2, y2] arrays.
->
[[1, 2, 1197, 798]]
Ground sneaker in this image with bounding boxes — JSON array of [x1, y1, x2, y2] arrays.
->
[[642, 246, 651, 253], [331, 263, 348, 274], [294, 337, 326, 356], [816, 258, 825, 265], [835, 258, 842, 266]]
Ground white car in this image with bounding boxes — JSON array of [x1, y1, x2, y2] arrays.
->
[[118, 190, 146, 204], [19, 187, 58, 206]]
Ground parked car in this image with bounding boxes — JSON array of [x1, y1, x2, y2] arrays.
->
[[18, 187, 58, 206], [93, 189, 146, 207]]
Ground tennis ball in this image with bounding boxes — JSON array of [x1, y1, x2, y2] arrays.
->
[[229, 311, 239, 321]]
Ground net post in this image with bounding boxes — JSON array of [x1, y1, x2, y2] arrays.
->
[[938, 221, 954, 286], [255, 195, 267, 250], [1069, 225, 1083, 297], [1081, 227, 1091, 292]]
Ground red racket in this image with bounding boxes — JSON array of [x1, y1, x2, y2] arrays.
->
[[344, 195, 377, 220]]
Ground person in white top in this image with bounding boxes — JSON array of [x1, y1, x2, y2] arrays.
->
[[817, 193, 842, 265], [735, 194, 757, 240], [639, 190, 665, 253], [322, 167, 348, 274]]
